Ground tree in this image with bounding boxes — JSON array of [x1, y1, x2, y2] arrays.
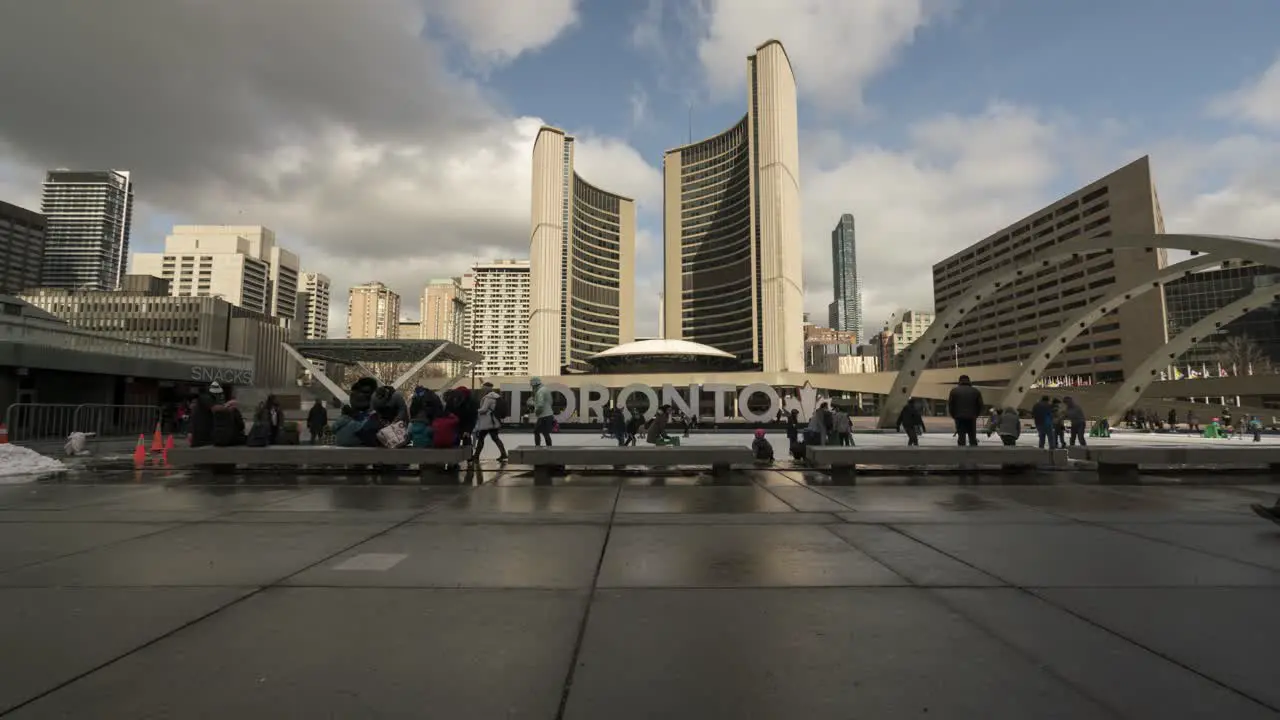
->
[[1216, 334, 1272, 375]]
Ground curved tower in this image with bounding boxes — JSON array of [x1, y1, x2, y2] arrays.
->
[[530, 126, 636, 375], [662, 40, 803, 372]]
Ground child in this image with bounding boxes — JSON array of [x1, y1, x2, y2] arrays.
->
[[752, 428, 775, 463]]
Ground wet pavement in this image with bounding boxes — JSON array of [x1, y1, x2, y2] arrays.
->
[[1, 461, 1279, 718]]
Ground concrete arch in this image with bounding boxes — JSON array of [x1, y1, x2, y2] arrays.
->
[[876, 233, 1280, 428], [1100, 285, 1280, 424], [997, 254, 1228, 410]]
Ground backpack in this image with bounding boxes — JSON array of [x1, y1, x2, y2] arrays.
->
[[493, 394, 510, 421]]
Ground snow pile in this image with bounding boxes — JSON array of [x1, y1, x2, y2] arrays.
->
[[0, 444, 68, 482]]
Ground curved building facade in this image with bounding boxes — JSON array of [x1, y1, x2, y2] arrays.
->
[[662, 40, 804, 372], [530, 127, 636, 375]]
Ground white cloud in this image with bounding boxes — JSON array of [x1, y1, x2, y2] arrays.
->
[[802, 103, 1069, 332], [0, 0, 656, 343], [694, 0, 940, 109], [428, 0, 581, 65], [1210, 55, 1280, 130]]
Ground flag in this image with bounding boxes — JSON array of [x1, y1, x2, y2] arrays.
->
[[1202, 363, 1209, 378], [1218, 363, 1228, 378], [1173, 367, 1184, 380], [1248, 362, 1254, 376], [1232, 363, 1239, 377]]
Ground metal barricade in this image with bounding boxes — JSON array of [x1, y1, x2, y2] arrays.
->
[[2, 403, 162, 444], [2, 404, 79, 443], [73, 404, 162, 441]]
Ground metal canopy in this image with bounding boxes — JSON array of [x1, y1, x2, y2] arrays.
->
[[288, 339, 482, 365]]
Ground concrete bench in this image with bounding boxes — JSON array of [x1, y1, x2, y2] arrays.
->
[[509, 445, 756, 484], [167, 446, 472, 482], [1075, 446, 1280, 478], [806, 446, 1070, 484]]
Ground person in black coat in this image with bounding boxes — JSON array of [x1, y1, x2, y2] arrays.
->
[[306, 400, 328, 445], [947, 374, 984, 447], [897, 398, 924, 446]]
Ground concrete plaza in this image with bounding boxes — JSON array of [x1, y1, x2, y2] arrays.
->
[[1, 453, 1279, 718]]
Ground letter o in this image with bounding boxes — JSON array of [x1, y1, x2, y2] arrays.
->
[[738, 384, 781, 423], [617, 384, 660, 419], [545, 383, 577, 423]]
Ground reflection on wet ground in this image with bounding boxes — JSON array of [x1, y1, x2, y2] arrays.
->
[[2, 456, 1280, 718]]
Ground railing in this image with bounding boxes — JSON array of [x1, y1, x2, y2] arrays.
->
[[2, 403, 162, 444]]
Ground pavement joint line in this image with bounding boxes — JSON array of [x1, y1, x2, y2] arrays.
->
[[885, 522, 1280, 714], [553, 482, 621, 720], [757, 470, 860, 511], [819, 524, 921, 586], [0, 502, 440, 718], [1034, 507, 1280, 577]]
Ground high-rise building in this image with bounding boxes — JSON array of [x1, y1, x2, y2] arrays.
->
[[397, 320, 421, 340], [529, 126, 637, 375], [932, 156, 1169, 382], [131, 226, 300, 326], [298, 271, 331, 339], [892, 310, 934, 355], [829, 213, 862, 338], [346, 282, 400, 339], [469, 259, 530, 377], [421, 278, 466, 344], [0, 199, 46, 294], [39, 170, 133, 291], [662, 40, 804, 372]]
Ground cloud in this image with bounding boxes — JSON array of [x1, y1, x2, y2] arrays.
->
[[0, 0, 654, 341], [801, 103, 1071, 332], [429, 0, 581, 66], [693, 0, 941, 109], [1210, 54, 1280, 130]]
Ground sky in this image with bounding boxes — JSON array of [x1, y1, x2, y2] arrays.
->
[[0, 0, 1278, 340]]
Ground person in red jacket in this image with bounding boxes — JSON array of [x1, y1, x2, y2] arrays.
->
[[431, 412, 459, 449]]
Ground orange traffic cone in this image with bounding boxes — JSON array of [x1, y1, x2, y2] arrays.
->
[[133, 434, 147, 466], [151, 423, 163, 453], [165, 434, 175, 451], [0, 422, 8, 444]]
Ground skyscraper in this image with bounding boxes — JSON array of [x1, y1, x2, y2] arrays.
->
[[662, 40, 804, 372], [299, 271, 331, 339], [346, 282, 400, 339], [132, 225, 300, 327], [0, 199, 46, 295], [468, 259, 530, 377], [420, 277, 466, 344], [529, 126, 636, 375], [39, 170, 133, 290], [829, 213, 862, 339]]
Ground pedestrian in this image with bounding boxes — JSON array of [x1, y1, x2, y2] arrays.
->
[[1031, 396, 1057, 450], [897, 397, 923, 446], [1167, 408, 1178, 432], [752, 428, 775, 463], [529, 377, 554, 447], [1064, 397, 1087, 447], [1187, 409, 1200, 434], [1051, 398, 1067, 448], [834, 407, 854, 446], [473, 382, 509, 462], [947, 374, 984, 447], [1250, 416, 1262, 443], [996, 407, 1021, 446], [306, 399, 328, 445]]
